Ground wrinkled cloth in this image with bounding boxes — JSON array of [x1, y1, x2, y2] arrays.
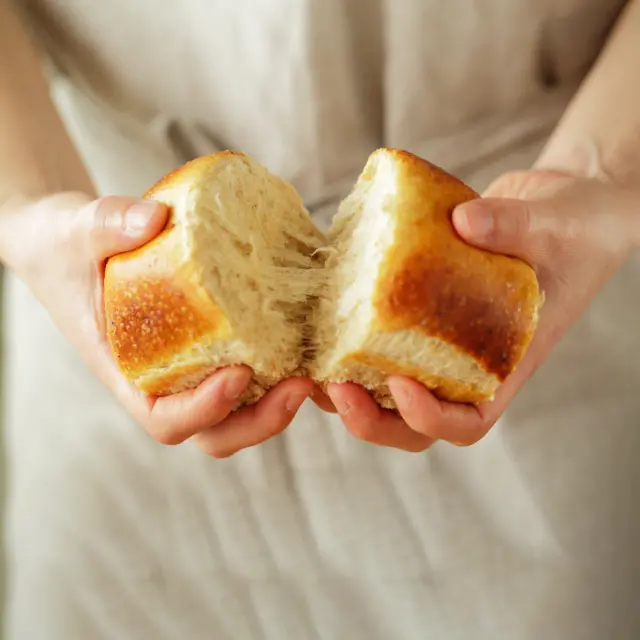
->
[[3, 1, 639, 638]]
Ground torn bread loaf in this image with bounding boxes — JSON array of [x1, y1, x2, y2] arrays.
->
[[104, 151, 327, 403], [104, 148, 541, 406], [311, 149, 541, 406]]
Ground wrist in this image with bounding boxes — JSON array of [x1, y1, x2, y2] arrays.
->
[[535, 142, 640, 252], [535, 138, 613, 184], [536, 133, 640, 190]]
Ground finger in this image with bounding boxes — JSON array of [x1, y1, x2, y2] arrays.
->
[[309, 384, 338, 413], [139, 366, 253, 445], [76, 196, 168, 261], [387, 377, 491, 446], [192, 377, 313, 458], [452, 197, 560, 268], [327, 383, 434, 452], [452, 176, 637, 271]]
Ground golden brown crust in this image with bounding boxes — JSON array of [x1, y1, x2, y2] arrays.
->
[[349, 352, 492, 404], [136, 361, 220, 397], [373, 149, 541, 382], [144, 150, 247, 199], [104, 231, 232, 386], [104, 155, 235, 392]]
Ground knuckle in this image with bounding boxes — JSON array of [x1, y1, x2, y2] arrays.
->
[[70, 199, 104, 256], [267, 416, 291, 438], [403, 441, 433, 453], [465, 431, 487, 446], [502, 201, 535, 242], [450, 435, 480, 447], [90, 197, 122, 236], [429, 418, 464, 442], [406, 419, 431, 437], [85, 196, 136, 254], [347, 420, 378, 444], [262, 402, 300, 437], [208, 448, 234, 460], [561, 216, 583, 244], [199, 441, 236, 460], [446, 425, 490, 447], [147, 422, 185, 446], [518, 202, 535, 237]]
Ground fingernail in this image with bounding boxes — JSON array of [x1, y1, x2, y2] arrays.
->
[[453, 204, 494, 239], [388, 379, 413, 408], [124, 201, 160, 235], [331, 395, 351, 416], [285, 392, 308, 413], [221, 369, 249, 401]]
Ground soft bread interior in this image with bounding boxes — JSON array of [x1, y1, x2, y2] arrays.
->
[[312, 152, 397, 378], [154, 154, 327, 395], [312, 152, 500, 405]]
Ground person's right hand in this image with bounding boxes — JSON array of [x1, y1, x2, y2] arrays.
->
[[1, 192, 313, 457]]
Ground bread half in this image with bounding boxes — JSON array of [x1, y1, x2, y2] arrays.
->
[[104, 151, 326, 402], [311, 149, 541, 405]]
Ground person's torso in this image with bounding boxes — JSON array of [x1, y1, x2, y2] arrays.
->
[[5, 2, 640, 639], [23, 0, 627, 201]]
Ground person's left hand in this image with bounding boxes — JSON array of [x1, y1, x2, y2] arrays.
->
[[326, 169, 640, 451]]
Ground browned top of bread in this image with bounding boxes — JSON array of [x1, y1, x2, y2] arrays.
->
[[143, 150, 245, 199], [373, 149, 541, 382], [104, 153, 239, 391], [104, 232, 232, 387]]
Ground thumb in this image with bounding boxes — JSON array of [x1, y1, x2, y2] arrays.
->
[[79, 196, 168, 261], [452, 197, 560, 268]]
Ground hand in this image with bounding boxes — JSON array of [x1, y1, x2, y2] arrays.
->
[[327, 170, 640, 451], [2, 192, 313, 458]]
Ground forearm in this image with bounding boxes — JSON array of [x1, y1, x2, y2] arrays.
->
[[0, 0, 93, 230], [536, 0, 640, 192]]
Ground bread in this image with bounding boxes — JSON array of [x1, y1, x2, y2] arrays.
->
[[104, 151, 327, 404], [104, 148, 541, 406], [311, 149, 541, 406]]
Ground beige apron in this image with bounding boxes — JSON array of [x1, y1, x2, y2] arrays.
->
[[4, 1, 639, 638]]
